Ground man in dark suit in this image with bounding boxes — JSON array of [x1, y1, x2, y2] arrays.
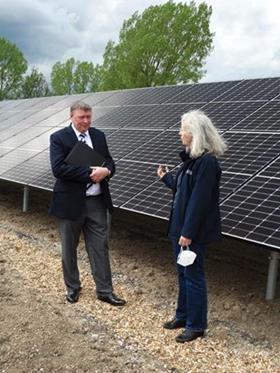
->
[[49, 101, 125, 306]]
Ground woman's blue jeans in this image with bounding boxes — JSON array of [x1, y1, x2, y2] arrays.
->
[[172, 240, 208, 332]]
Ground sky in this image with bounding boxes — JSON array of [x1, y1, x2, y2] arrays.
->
[[0, 0, 279, 83]]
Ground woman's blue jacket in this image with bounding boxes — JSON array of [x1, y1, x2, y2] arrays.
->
[[162, 151, 222, 244]]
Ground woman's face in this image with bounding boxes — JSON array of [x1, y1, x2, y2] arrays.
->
[[179, 127, 192, 147]]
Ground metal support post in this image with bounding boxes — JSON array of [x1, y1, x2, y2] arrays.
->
[[23, 185, 30, 212], [265, 251, 279, 300]]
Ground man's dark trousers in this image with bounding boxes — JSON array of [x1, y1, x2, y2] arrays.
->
[[58, 195, 113, 295]]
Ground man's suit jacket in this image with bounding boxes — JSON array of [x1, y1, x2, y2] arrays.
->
[[49, 125, 115, 220]]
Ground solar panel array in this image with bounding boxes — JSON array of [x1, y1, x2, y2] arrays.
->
[[0, 77, 279, 250]]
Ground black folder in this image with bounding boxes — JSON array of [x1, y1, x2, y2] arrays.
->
[[65, 141, 105, 167]]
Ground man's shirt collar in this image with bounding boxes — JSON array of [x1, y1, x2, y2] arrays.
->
[[71, 123, 90, 139]]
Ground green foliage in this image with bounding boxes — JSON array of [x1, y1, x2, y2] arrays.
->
[[0, 37, 28, 100], [51, 58, 76, 95], [21, 68, 49, 98], [101, 1, 214, 90], [0, 2, 214, 99], [73, 62, 103, 93], [51, 58, 101, 95]]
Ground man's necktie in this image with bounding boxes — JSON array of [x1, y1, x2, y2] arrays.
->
[[79, 133, 86, 142], [79, 132, 91, 188]]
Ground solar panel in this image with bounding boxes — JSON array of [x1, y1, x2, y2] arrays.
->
[[122, 130, 182, 166], [0, 97, 50, 111], [0, 110, 39, 133], [58, 120, 71, 128], [0, 112, 20, 131], [0, 126, 52, 149], [0, 109, 26, 123], [106, 129, 161, 159], [0, 100, 15, 110], [30, 169, 55, 190], [93, 88, 145, 107], [197, 101, 266, 131], [92, 107, 116, 121], [28, 95, 68, 109], [122, 180, 172, 219], [120, 167, 262, 221], [13, 96, 66, 111], [166, 80, 241, 103], [259, 156, 280, 179], [82, 91, 117, 106], [129, 103, 204, 129], [0, 112, 61, 144], [220, 172, 251, 201], [100, 129, 119, 138], [109, 160, 159, 207], [9, 96, 49, 110], [17, 109, 59, 128], [122, 85, 193, 105], [93, 105, 149, 128], [0, 108, 60, 136], [220, 132, 280, 174], [0, 147, 13, 157], [230, 101, 280, 132], [0, 77, 279, 253], [1, 150, 51, 185], [19, 127, 59, 151], [34, 108, 70, 127], [220, 176, 280, 249], [213, 77, 280, 102], [0, 148, 40, 175], [120, 165, 181, 218], [48, 93, 91, 109], [0, 124, 35, 144]]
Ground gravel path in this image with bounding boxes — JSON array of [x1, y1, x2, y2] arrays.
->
[[0, 182, 279, 372]]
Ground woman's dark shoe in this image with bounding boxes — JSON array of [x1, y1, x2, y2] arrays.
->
[[163, 318, 186, 329], [175, 329, 204, 343]]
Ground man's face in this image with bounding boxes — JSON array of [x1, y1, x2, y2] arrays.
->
[[71, 109, 92, 133]]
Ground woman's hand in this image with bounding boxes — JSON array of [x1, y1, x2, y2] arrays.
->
[[179, 235, 192, 247], [157, 165, 169, 178]]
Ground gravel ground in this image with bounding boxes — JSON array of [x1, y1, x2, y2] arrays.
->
[[0, 182, 279, 373]]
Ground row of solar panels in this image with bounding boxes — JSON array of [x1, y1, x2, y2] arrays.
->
[[1, 77, 279, 112], [0, 94, 279, 140], [0, 77, 279, 250]]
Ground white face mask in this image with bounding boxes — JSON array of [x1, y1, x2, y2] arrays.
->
[[177, 246, 197, 266]]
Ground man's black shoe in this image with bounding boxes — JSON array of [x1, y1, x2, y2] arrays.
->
[[66, 287, 81, 303], [175, 329, 204, 343], [97, 293, 126, 307], [163, 318, 186, 329]]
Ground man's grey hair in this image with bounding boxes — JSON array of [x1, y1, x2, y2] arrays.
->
[[70, 101, 92, 114], [181, 110, 227, 158]]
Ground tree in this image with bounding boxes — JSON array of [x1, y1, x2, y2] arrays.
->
[[51, 58, 102, 95], [21, 68, 49, 98], [100, 1, 214, 90], [0, 37, 28, 100], [51, 58, 76, 95], [73, 62, 102, 93]]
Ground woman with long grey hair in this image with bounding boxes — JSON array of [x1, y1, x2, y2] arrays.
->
[[157, 110, 227, 343]]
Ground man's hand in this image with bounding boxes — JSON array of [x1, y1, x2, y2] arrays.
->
[[90, 167, 110, 183], [178, 235, 192, 247]]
